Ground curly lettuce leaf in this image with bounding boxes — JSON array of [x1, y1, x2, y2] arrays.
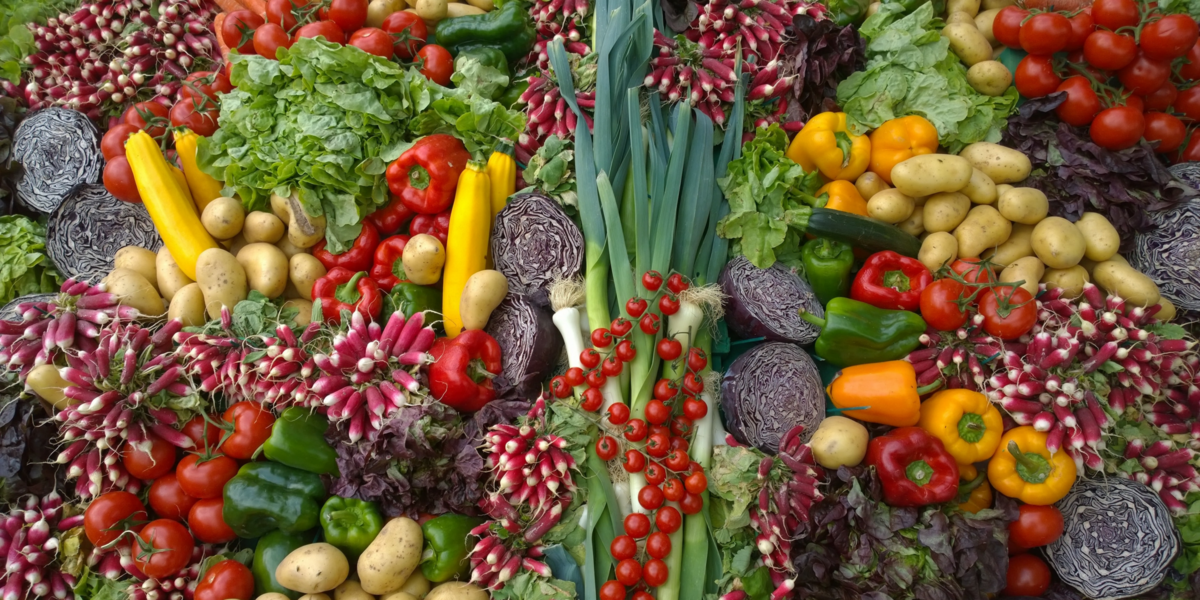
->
[[0, 215, 60, 304]]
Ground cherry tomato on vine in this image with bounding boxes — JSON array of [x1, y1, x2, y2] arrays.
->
[[681, 373, 704, 396], [176, 454, 239, 500], [602, 356, 624, 377], [563, 367, 585, 387], [1065, 10, 1094, 51], [1009, 504, 1065, 550], [633, 592, 654, 600], [580, 348, 602, 369], [642, 270, 664, 291], [1083, 30, 1138, 70], [1091, 0, 1139, 30], [645, 462, 666, 485], [682, 397, 708, 421], [664, 449, 691, 472], [615, 339, 637, 362], [586, 370, 607, 389], [979, 286, 1038, 340], [623, 449, 646, 473], [550, 376, 571, 398], [417, 44, 453, 86], [133, 519, 195, 580], [645, 432, 670, 459], [1145, 81, 1178, 112], [1015, 54, 1062, 98], [662, 478, 685, 502], [654, 378, 678, 400], [643, 558, 669, 587], [993, 6, 1028, 49], [639, 313, 661, 335], [658, 294, 680, 316], [599, 581, 625, 600], [645, 531, 672, 560], [685, 347, 708, 372], [639, 484, 666, 510], [656, 339, 682, 361], [123, 431, 177, 481], [1118, 52, 1170, 96], [607, 404, 631, 426], [625, 297, 648, 318], [84, 491, 147, 547], [656, 505, 682, 533], [684, 471, 708, 495], [1141, 14, 1199, 61], [669, 436, 689, 454], [1175, 86, 1200, 121], [1054, 76, 1102, 127], [610, 317, 633, 337], [670, 416, 693, 437], [1090, 105, 1146, 150], [650, 424, 670, 439], [104, 156, 141, 203], [381, 11, 427, 60], [253, 23, 293, 60], [194, 558, 254, 600], [645, 399, 671, 426], [1177, 129, 1200, 163], [221, 10, 264, 55], [1182, 40, 1200, 80], [326, 0, 368, 32], [1144, 112, 1187, 153], [189, 498, 237, 544], [615, 559, 642, 586], [1020, 13, 1070, 55], [100, 124, 138, 160], [920, 279, 970, 331], [296, 20, 346, 44], [610, 535, 637, 561], [1004, 554, 1051, 596], [951, 258, 995, 284], [349, 27, 394, 58], [265, 0, 302, 31], [623, 418, 645, 442], [148, 473, 197, 522], [581, 388, 604, 412], [591, 328, 613, 348], [596, 436, 619, 461], [624, 512, 651, 538], [680, 492, 704, 515], [666, 273, 689, 293]]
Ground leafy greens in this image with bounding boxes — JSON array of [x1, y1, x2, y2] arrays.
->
[[0, 215, 61, 304]]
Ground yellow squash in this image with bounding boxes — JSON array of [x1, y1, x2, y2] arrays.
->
[[174, 129, 225, 211], [125, 130, 219, 280], [486, 141, 516, 217], [442, 162, 492, 337]]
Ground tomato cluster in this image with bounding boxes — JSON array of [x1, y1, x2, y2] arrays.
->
[[221, 1, 452, 85], [997, 0, 1200, 153], [920, 259, 1038, 340]]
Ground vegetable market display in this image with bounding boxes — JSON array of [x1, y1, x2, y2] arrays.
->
[[3, 0, 1200, 598]]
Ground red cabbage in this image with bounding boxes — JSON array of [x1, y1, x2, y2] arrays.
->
[[47, 184, 162, 282], [13, 108, 103, 214], [720, 341, 823, 453], [490, 192, 584, 307], [1129, 199, 1200, 311], [484, 294, 562, 400], [720, 255, 823, 345]]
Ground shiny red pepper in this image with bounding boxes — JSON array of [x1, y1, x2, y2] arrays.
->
[[367, 194, 416, 235], [313, 221, 380, 273], [409, 210, 451, 246], [386, 134, 471, 215], [427, 330, 503, 412], [865, 427, 960, 507], [370, 234, 411, 292], [312, 268, 383, 324], [850, 250, 933, 311]]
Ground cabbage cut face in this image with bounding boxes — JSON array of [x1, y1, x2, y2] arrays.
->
[[720, 342, 825, 454]]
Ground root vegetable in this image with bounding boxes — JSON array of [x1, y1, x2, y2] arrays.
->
[[283, 299, 314, 327], [459, 270, 509, 330], [114, 246, 158, 293], [1031, 217, 1086, 269], [446, 3, 485, 16], [923, 192, 972, 232], [942, 22, 992, 65], [257, 594, 292, 600], [237, 243, 290, 299], [271, 194, 328, 249], [201, 197, 246, 240], [958, 142, 1030, 184], [426, 583, 487, 600], [277, 543, 350, 594], [1073, 212, 1120, 261], [867, 188, 915, 224], [195, 248, 249, 320], [1000, 256, 1044, 295], [25, 363, 74, 409], [961, 168, 998, 204], [1092, 261, 1161, 307], [966, 61, 1012, 96], [104, 267, 164, 316], [1041, 265, 1089, 299], [290, 254, 327, 301], [890, 154, 973, 197], [357, 517, 423, 594], [854, 171, 890, 200], [897, 206, 924, 237], [167, 282, 207, 327], [981, 222, 1033, 266], [976, 8, 1001, 44], [277, 238, 310, 260], [997, 187, 1049, 225], [396, 571, 431, 597], [955, 205, 1012, 258], [809, 416, 869, 469], [948, 0, 981, 16], [334, 579, 375, 600], [156, 246, 194, 301], [244, 211, 286, 244], [919, 232, 959, 272], [415, 0, 448, 21], [367, 0, 406, 26], [1155, 298, 1177, 321], [402, 234, 445, 285]]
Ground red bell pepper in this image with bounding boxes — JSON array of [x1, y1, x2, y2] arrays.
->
[[312, 268, 383, 324], [386, 134, 471, 215], [864, 427, 959, 507], [370, 234, 411, 292], [409, 210, 451, 246], [313, 221, 380, 273], [427, 330, 503, 412], [367, 193, 415, 235], [850, 250, 933, 311]]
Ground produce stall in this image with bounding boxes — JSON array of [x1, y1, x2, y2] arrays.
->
[[0, 0, 1199, 596]]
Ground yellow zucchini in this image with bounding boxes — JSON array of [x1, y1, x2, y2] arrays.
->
[[486, 141, 515, 218], [442, 162, 492, 337], [174, 129, 225, 212]]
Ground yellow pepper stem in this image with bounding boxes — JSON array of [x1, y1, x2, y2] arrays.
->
[[1008, 441, 1051, 484]]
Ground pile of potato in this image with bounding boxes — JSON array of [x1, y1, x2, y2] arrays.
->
[[856, 142, 1174, 318]]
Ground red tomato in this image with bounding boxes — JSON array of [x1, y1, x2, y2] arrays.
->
[[1004, 553, 1051, 596], [1141, 14, 1199, 61], [1091, 0, 1139, 30], [614, 558, 642, 586], [1144, 112, 1187, 153], [643, 558, 669, 587], [148, 473, 198, 521], [1083, 30, 1138, 70], [920, 279, 969, 331], [133, 520, 195, 580], [417, 44, 453, 86], [195, 559, 254, 600], [1090, 105, 1146, 150], [655, 505, 682, 533], [266, 0, 302, 31], [327, 0, 368, 33], [1020, 13, 1070, 55], [296, 20, 345, 44], [253, 23, 294, 59], [84, 491, 147, 547], [348, 27, 394, 58], [100, 124, 139, 160], [188, 498, 237, 544], [1181, 40, 1200, 80], [123, 431, 177, 481], [680, 491, 704, 515], [684, 471, 707, 495], [1118, 52, 1171, 96], [1015, 54, 1062, 98], [124, 101, 170, 137], [1177, 129, 1200, 163], [221, 401, 274, 459], [1124, 94, 1145, 112], [221, 10, 265, 55], [951, 258, 995, 284], [599, 581, 625, 600], [1065, 10, 1094, 51], [1009, 505, 1065, 550], [623, 513, 651, 539], [176, 454, 239, 499], [182, 416, 223, 452], [610, 535, 637, 561], [993, 6, 1028, 49], [1145, 81, 1178, 112], [979, 286, 1038, 340], [381, 11, 428, 60], [646, 531, 671, 559], [104, 156, 141, 204], [1174, 85, 1200, 121], [169, 98, 219, 137], [1054, 76, 1102, 126], [181, 71, 234, 102]]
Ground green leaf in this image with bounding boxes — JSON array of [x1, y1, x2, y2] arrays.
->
[[1147, 323, 1189, 340], [1100, 361, 1125, 374]]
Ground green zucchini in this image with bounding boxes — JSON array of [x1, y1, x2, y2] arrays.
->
[[806, 207, 921, 257]]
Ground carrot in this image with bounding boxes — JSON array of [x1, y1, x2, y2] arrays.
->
[[213, 0, 247, 12], [214, 13, 232, 58], [242, 0, 268, 17]]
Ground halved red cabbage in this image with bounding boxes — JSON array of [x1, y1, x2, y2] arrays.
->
[[490, 192, 584, 307], [720, 255, 823, 344], [14, 108, 103, 213], [484, 294, 563, 400], [720, 342, 824, 454]]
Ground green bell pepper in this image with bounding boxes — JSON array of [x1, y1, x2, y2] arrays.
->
[[420, 514, 486, 583], [262, 407, 340, 476], [497, 79, 529, 110], [253, 529, 310, 599], [383, 281, 442, 322], [457, 47, 509, 78], [432, 1, 536, 66], [799, 297, 926, 367], [223, 462, 327, 539], [320, 496, 384, 562], [800, 238, 855, 306], [825, 0, 873, 26]]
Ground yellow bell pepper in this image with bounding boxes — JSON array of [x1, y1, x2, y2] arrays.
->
[[918, 389, 1003, 465], [786, 112, 871, 181], [987, 426, 1077, 505], [173, 129, 225, 212], [816, 180, 868, 216], [957, 464, 994, 513], [442, 161, 492, 338], [827, 360, 921, 427], [868, 115, 939, 184]]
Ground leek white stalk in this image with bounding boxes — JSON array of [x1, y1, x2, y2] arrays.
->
[[549, 278, 587, 371], [665, 299, 704, 355]]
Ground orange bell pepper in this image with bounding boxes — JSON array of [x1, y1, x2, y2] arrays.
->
[[868, 116, 939, 184], [957, 464, 994, 513], [827, 360, 921, 427], [816, 180, 868, 216], [786, 112, 871, 182]]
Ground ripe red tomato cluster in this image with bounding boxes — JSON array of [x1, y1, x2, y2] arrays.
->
[[920, 259, 1037, 340], [997, 0, 1200, 153], [221, 2, 453, 86]]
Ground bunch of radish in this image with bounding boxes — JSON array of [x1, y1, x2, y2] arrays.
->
[[124, 544, 222, 600], [468, 522, 554, 590], [20, 0, 222, 117], [1118, 438, 1200, 515], [515, 60, 596, 163], [0, 492, 82, 600], [527, 0, 591, 72]]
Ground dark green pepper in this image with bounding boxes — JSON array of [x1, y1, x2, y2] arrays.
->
[[497, 78, 529, 110], [253, 529, 311, 599], [799, 297, 926, 367], [825, 0, 873, 26], [262, 407, 340, 476], [457, 47, 509, 78], [800, 238, 855, 306], [320, 496, 384, 562], [383, 281, 442, 323], [432, 1, 536, 66], [223, 462, 327, 539], [421, 514, 486, 583]]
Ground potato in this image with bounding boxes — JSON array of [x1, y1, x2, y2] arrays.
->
[[105, 268, 164, 317], [1155, 298, 1177, 322], [854, 171, 890, 200], [168, 283, 208, 327], [981, 0, 1015, 10], [923, 192, 972, 233], [866, 1, 882, 17], [445, 3, 484, 15], [865, 189, 914, 224], [300, 595, 332, 600], [961, 168, 998, 205], [115, 247, 159, 293], [270, 194, 327, 249], [277, 543, 350, 594], [981, 222, 1034, 266], [334, 579, 375, 600], [195, 248, 249, 320], [890, 154, 973, 197], [897, 207, 925, 237], [1073, 212, 1120, 261], [943, 22, 992, 66], [237, 243, 289, 299], [284, 281, 304, 300], [997, 187, 1048, 225], [809, 416, 869, 470], [415, 0, 447, 21], [290, 254, 327, 302], [460, 270, 509, 331], [1080, 253, 1127, 275], [918, 232, 959, 272], [948, 0, 981, 16], [466, 0, 493, 10], [25, 364, 74, 410], [946, 11, 976, 24], [258, 594, 293, 600], [966, 61, 1012, 96], [284, 299, 314, 327], [228, 233, 250, 257], [975, 8, 1001, 44], [358, 518, 423, 594], [402, 235, 445, 286], [396, 571, 430, 598], [156, 247, 194, 301], [1000, 256, 1044, 295], [366, 0, 405, 27], [425, 583, 487, 600], [954, 205, 1012, 258], [277, 237, 310, 260], [1041, 265, 1090, 299], [379, 594, 418, 600], [1092, 261, 1161, 307], [995, 183, 1014, 197], [201, 197, 246, 240], [244, 212, 286, 244], [1031, 217, 1086, 269], [958, 142, 1031, 183]]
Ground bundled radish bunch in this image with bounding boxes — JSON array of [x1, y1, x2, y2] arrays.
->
[[749, 426, 823, 577], [125, 544, 223, 600], [1116, 438, 1200, 515], [515, 53, 596, 163], [20, 0, 220, 116], [467, 522, 553, 590], [54, 319, 200, 499], [527, 0, 591, 72], [0, 492, 83, 600]]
